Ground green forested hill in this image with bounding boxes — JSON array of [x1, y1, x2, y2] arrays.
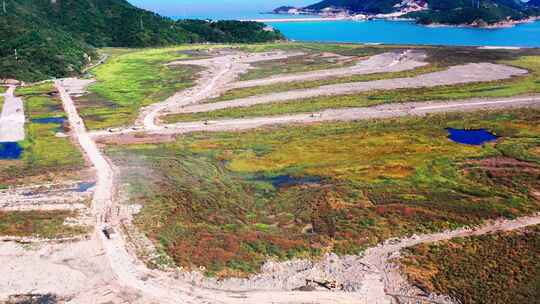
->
[[305, 0, 404, 14], [303, 0, 540, 25], [0, 0, 284, 81], [410, 0, 540, 25]]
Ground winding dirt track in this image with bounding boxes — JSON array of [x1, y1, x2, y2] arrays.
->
[[3, 50, 539, 304], [92, 95, 540, 138], [173, 62, 527, 115], [228, 50, 428, 89], [137, 51, 305, 130]]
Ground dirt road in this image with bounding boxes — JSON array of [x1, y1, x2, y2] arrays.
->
[[174, 63, 527, 114], [229, 51, 428, 89], [92, 95, 540, 138], [0, 85, 25, 142], [137, 51, 304, 130]]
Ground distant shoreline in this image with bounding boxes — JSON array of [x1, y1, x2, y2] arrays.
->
[[246, 16, 414, 23], [246, 17, 344, 23], [248, 13, 540, 29]]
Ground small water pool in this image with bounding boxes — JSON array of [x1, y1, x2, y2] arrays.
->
[[0, 142, 23, 159], [31, 117, 66, 124], [446, 128, 498, 145], [76, 182, 96, 192], [255, 175, 321, 188]]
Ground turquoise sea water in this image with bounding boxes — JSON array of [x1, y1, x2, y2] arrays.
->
[[267, 19, 540, 47]]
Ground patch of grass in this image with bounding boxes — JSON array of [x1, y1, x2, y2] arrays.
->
[[165, 55, 540, 123], [15, 82, 56, 97], [107, 108, 540, 277], [400, 225, 540, 304], [78, 45, 227, 130], [0, 86, 6, 94], [0, 210, 88, 238], [0, 84, 85, 187]]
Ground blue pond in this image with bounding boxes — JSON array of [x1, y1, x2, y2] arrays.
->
[[77, 182, 96, 192], [31, 117, 66, 124], [0, 142, 24, 159], [256, 175, 321, 188], [446, 128, 498, 145]]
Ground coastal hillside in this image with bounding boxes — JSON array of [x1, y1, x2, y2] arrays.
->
[[276, 0, 540, 26], [305, 0, 419, 14], [410, 0, 540, 26], [0, 0, 284, 81]]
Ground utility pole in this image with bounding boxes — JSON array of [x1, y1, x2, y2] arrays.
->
[[140, 16, 144, 30], [3, 0, 7, 14]]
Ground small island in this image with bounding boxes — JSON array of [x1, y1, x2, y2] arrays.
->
[[271, 0, 540, 28]]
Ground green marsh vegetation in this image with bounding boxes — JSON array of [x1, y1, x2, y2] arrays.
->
[[0, 210, 88, 238], [107, 108, 540, 277], [77, 46, 218, 129], [165, 52, 540, 123], [400, 225, 540, 304], [0, 83, 85, 187]]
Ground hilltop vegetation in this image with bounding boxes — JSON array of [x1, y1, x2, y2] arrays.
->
[[287, 0, 540, 26], [0, 0, 283, 81], [305, 0, 412, 14], [410, 0, 540, 26]]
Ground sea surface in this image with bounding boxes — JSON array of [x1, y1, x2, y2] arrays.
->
[[266, 19, 540, 47], [172, 12, 540, 47]]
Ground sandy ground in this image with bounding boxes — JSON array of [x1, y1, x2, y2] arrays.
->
[[229, 50, 428, 89], [0, 85, 25, 142], [172, 63, 528, 114]]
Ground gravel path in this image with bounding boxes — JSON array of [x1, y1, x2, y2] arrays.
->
[[138, 51, 304, 130], [175, 63, 528, 114], [92, 95, 540, 138], [0, 86, 25, 142], [229, 50, 428, 89]]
